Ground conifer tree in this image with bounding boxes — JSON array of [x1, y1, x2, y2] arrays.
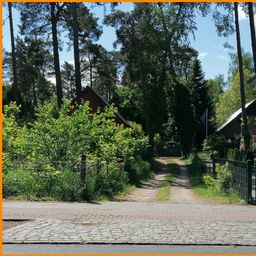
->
[[188, 59, 211, 149]]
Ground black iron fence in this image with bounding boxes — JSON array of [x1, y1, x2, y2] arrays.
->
[[202, 158, 256, 204]]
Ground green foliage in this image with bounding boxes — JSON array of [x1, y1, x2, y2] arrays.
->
[[51, 170, 81, 201], [125, 158, 153, 185], [112, 84, 144, 126], [215, 163, 234, 193], [3, 101, 149, 201], [3, 37, 54, 119], [201, 163, 234, 194], [187, 59, 213, 149], [188, 154, 242, 203], [226, 148, 247, 161], [165, 80, 196, 157], [216, 69, 256, 126], [3, 169, 39, 199], [188, 153, 204, 186], [203, 134, 226, 157], [251, 135, 256, 152], [96, 163, 129, 197], [207, 75, 224, 106]]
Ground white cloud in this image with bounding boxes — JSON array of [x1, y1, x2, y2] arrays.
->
[[198, 52, 208, 59], [46, 76, 56, 85], [238, 5, 247, 21], [238, 5, 256, 22], [217, 55, 229, 62]]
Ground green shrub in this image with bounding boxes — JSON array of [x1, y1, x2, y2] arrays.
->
[[216, 163, 234, 193], [3, 101, 149, 201], [52, 170, 81, 201], [125, 158, 152, 185], [188, 153, 204, 186], [97, 163, 128, 197], [3, 169, 40, 199], [203, 134, 226, 157], [203, 174, 218, 188]]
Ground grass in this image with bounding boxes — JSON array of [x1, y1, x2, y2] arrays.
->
[[192, 186, 245, 204], [116, 184, 136, 197], [156, 162, 180, 201], [164, 158, 176, 165], [183, 155, 245, 205], [156, 173, 175, 201]]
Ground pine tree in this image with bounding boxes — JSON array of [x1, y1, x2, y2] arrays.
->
[[188, 59, 211, 149], [165, 80, 196, 157]]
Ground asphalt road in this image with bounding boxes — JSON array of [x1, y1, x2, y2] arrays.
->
[[3, 244, 256, 254]]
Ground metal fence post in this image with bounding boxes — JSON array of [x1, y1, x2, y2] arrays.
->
[[212, 156, 216, 176], [247, 159, 252, 203], [80, 154, 86, 186]]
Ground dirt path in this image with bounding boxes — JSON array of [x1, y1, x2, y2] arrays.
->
[[120, 157, 202, 204], [170, 158, 202, 204], [120, 158, 168, 202]]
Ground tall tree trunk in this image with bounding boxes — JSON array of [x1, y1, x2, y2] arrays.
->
[[72, 3, 82, 104], [248, 2, 256, 75], [50, 3, 63, 108], [8, 2, 18, 104], [234, 2, 249, 151]]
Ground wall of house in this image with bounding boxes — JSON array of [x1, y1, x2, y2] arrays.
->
[[248, 116, 256, 135]]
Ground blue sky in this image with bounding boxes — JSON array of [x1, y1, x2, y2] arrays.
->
[[2, 3, 254, 81]]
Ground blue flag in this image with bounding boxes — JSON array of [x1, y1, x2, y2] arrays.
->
[[200, 110, 207, 124]]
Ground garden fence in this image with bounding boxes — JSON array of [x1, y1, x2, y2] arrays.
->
[[203, 158, 256, 204]]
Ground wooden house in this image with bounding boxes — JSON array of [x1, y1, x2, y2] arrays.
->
[[217, 99, 256, 143], [70, 86, 130, 127]]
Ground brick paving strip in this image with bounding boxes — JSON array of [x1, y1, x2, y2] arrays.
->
[[3, 158, 256, 245]]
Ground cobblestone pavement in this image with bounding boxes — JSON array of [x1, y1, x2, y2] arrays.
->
[[3, 218, 256, 245]]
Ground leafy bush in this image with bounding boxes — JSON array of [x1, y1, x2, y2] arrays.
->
[[51, 170, 81, 201], [216, 163, 234, 193], [3, 101, 149, 201], [3, 169, 40, 199], [125, 158, 152, 185], [188, 153, 204, 186], [97, 163, 129, 197], [203, 174, 218, 188], [202, 134, 226, 157]]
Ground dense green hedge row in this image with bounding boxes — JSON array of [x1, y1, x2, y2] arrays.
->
[[3, 101, 151, 201]]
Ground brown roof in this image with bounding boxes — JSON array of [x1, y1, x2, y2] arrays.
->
[[70, 86, 130, 127]]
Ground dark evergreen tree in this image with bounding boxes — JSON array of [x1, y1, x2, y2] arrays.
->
[[3, 37, 54, 118], [61, 62, 75, 99], [18, 2, 65, 108], [188, 59, 211, 149], [165, 80, 196, 157]]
